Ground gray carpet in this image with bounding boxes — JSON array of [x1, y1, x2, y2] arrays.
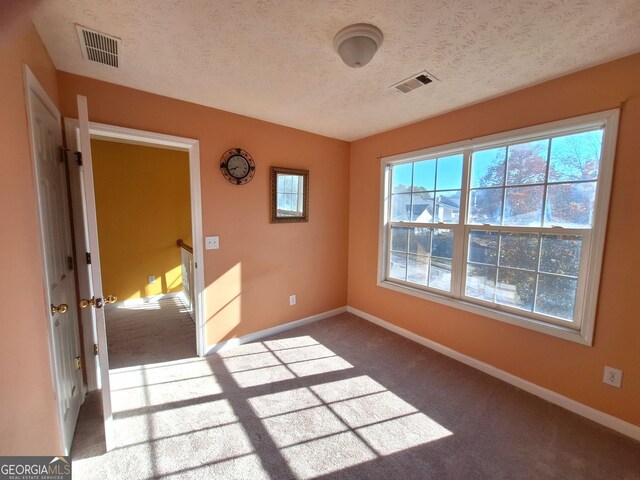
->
[[71, 299, 640, 479], [104, 296, 196, 370]]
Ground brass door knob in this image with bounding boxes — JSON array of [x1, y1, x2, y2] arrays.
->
[[51, 303, 69, 315], [105, 295, 118, 304], [79, 298, 95, 309]]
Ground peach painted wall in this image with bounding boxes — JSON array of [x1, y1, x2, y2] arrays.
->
[[56, 73, 350, 346], [0, 11, 63, 454], [348, 53, 640, 426], [91, 140, 191, 300]]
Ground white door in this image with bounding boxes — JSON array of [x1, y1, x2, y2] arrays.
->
[[66, 96, 116, 451], [65, 147, 99, 393], [25, 68, 83, 454]]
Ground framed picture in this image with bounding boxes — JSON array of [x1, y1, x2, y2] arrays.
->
[[270, 167, 309, 223]]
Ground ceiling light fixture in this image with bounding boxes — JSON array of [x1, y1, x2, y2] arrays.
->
[[334, 23, 383, 68]]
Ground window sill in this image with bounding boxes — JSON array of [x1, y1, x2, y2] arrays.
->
[[377, 279, 592, 345]]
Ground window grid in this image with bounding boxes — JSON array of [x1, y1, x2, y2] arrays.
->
[[467, 128, 603, 229], [462, 229, 584, 325], [387, 225, 456, 293], [381, 113, 617, 340]]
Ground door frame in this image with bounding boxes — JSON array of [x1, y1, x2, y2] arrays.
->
[[64, 119, 206, 390], [23, 65, 80, 454]]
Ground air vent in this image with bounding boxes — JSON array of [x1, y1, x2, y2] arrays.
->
[[391, 70, 438, 93], [75, 25, 121, 68]]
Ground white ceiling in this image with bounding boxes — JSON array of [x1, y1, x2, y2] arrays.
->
[[32, 0, 640, 141]]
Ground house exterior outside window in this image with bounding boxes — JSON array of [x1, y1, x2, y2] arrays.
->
[[378, 110, 619, 344]]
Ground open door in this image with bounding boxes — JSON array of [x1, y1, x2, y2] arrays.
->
[[24, 67, 84, 455], [66, 95, 115, 451]]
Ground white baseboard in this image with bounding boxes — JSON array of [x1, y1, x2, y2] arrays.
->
[[204, 306, 348, 355], [115, 292, 180, 308], [347, 306, 640, 442]]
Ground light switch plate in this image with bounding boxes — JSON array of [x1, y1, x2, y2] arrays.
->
[[205, 236, 219, 250]]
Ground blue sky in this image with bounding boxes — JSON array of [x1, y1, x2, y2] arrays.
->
[[393, 154, 463, 192]]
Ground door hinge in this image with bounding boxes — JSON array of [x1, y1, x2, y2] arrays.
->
[[74, 356, 82, 370], [93, 344, 99, 356], [75, 151, 83, 166], [59, 146, 69, 163], [67, 255, 74, 271], [86, 252, 91, 264]]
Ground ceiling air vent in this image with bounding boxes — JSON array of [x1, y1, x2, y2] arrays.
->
[[391, 71, 438, 93], [75, 25, 121, 68]]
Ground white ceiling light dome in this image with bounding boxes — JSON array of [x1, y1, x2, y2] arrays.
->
[[334, 23, 383, 68]]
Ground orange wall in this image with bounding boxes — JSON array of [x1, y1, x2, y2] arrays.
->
[[2, 7, 637, 455], [56, 73, 350, 346], [0, 11, 63, 454], [91, 140, 191, 300], [348, 53, 640, 426]]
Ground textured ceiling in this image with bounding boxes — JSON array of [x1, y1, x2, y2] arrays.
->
[[32, 0, 640, 141]]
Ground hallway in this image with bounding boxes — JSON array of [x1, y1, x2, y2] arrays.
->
[[105, 296, 196, 370]]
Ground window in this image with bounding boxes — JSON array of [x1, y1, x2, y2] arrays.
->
[[379, 110, 619, 344]]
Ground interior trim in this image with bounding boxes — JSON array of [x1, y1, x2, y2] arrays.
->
[[204, 306, 348, 355]]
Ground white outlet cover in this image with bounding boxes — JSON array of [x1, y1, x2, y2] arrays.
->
[[289, 294, 296, 306], [603, 366, 622, 388], [205, 236, 219, 250]]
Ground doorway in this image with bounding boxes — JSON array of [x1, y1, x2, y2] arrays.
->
[[90, 138, 195, 367], [64, 117, 205, 451]]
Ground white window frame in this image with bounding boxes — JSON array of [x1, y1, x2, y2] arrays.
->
[[377, 109, 619, 345]]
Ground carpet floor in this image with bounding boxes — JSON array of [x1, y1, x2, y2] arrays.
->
[[71, 300, 640, 479]]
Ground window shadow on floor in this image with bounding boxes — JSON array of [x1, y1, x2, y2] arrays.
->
[[70, 312, 640, 479]]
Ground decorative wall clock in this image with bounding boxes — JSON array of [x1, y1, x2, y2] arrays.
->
[[220, 148, 256, 185]]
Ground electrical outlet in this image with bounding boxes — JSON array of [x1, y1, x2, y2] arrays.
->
[[205, 236, 219, 250], [289, 294, 296, 306], [603, 366, 622, 388], [148, 275, 155, 284]]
